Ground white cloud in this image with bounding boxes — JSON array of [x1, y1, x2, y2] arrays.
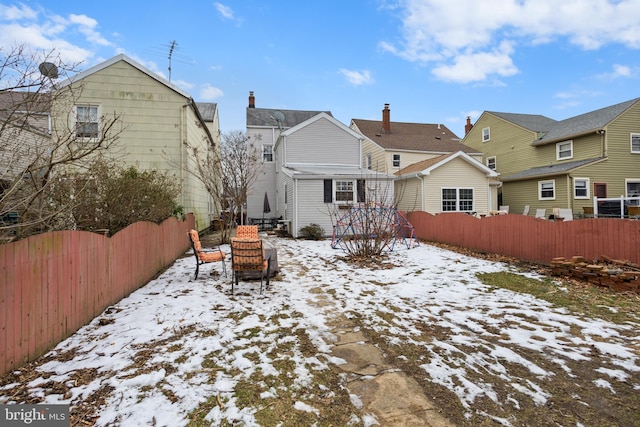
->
[[432, 42, 518, 83], [385, 0, 640, 83], [339, 69, 374, 86], [214, 3, 234, 20], [200, 83, 224, 100], [0, 6, 112, 64]]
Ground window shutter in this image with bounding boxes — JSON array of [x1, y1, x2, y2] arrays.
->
[[357, 179, 365, 203], [324, 179, 332, 203]]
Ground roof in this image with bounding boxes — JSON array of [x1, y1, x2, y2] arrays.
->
[[195, 102, 217, 122], [282, 164, 395, 180], [501, 157, 605, 182], [0, 91, 51, 134], [352, 119, 479, 154], [532, 97, 640, 145], [395, 151, 499, 178], [489, 112, 557, 133], [56, 54, 191, 99], [246, 107, 331, 128], [279, 112, 362, 140], [489, 97, 640, 146]]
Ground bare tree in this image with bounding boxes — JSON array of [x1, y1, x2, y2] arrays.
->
[[328, 175, 408, 260], [0, 45, 123, 242], [183, 130, 262, 242]]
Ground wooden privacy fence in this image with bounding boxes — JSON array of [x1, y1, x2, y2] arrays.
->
[[0, 214, 195, 376], [405, 211, 640, 266]]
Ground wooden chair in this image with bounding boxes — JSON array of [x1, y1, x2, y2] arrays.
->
[[230, 238, 271, 295], [628, 206, 640, 219], [236, 225, 259, 239], [188, 229, 226, 280], [522, 205, 530, 216], [582, 206, 594, 218]]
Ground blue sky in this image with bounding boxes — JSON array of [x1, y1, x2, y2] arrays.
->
[[1, 0, 640, 136]]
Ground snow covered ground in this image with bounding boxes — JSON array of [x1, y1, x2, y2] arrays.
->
[[1, 237, 638, 426]]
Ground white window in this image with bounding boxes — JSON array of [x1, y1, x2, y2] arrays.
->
[[392, 154, 400, 168], [335, 180, 354, 203], [366, 153, 372, 170], [573, 178, 589, 199], [262, 144, 273, 162], [482, 127, 490, 142], [631, 133, 640, 153], [75, 105, 99, 139], [626, 179, 640, 201], [539, 180, 556, 200], [556, 140, 573, 160], [486, 156, 496, 170], [441, 188, 473, 212]]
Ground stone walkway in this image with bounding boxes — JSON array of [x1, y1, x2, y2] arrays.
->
[[314, 290, 454, 427]]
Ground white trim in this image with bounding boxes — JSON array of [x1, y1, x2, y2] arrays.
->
[[556, 140, 573, 160], [539, 179, 556, 200], [573, 177, 590, 199]]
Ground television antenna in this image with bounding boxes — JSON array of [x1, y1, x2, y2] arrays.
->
[[168, 40, 176, 81]]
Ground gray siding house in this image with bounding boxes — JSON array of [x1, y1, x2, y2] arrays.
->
[[245, 93, 394, 237]]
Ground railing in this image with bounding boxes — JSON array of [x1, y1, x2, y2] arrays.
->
[[0, 214, 195, 376], [593, 196, 640, 218]]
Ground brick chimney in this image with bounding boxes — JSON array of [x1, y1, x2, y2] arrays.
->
[[465, 116, 473, 135], [248, 91, 255, 108], [382, 103, 390, 133]]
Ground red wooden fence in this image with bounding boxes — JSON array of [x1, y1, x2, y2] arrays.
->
[[0, 214, 195, 376], [406, 212, 640, 266]]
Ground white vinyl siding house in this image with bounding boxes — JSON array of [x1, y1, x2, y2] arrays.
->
[[395, 151, 499, 215], [274, 113, 394, 237]]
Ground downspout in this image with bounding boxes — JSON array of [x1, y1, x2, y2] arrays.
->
[[180, 104, 187, 210]]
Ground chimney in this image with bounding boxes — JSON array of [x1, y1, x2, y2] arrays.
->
[[465, 116, 473, 135], [382, 103, 390, 133], [248, 91, 255, 108]]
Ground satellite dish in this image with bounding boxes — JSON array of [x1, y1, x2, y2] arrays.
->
[[273, 111, 285, 123], [38, 62, 59, 79]]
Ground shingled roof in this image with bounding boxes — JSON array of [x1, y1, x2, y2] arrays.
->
[[246, 107, 331, 128], [352, 118, 480, 154], [489, 97, 640, 146]]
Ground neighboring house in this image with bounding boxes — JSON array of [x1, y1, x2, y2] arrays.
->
[[351, 103, 498, 214], [462, 97, 640, 215], [351, 103, 482, 172], [395, 151, 500, 215], [51, 54, 218, 229], [246, 93, 395, 237]]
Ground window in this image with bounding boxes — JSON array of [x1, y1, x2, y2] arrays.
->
[[392, 154, 400, 168], [486, 156, 496, 170], [366, 153, 372, 170], [335, 181, 353, 202], [262, 144, 273, 162], [631, 133, 640, 153], [556, 140, 573, 160], [482, 127, 490, 142], [441, 188, 474, 212], [75, 105, 99, 138], [573, 178, 589, 199], [626, 180, 640, 200], [323, 179, 365, 204], [539, 180, 555, 200]]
